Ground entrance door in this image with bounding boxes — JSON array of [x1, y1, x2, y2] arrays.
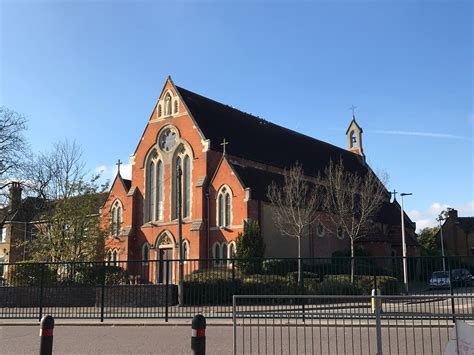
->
[[157, 248, 173, 283]]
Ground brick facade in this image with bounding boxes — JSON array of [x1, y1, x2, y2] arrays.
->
[[100, 77, 419, 281]]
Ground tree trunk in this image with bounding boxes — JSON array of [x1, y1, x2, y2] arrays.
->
[[298, 237, 302, 289], [350, 238, 355, 284]]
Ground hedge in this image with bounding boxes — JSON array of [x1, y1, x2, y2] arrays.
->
[[324, 275, 400, 294]]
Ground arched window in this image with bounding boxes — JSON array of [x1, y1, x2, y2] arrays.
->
[[182, 240, 190, 261], [112, 250, 118, 266], [174, 100, 178, 113], [106, 250, 113, 265], [142, 243, 150, 264], [316, 222, 325, 237], [229, 241, 236, 260], [158, 104, 162, 117], [222, 243, 228, 265], [213, 242, 221, 265], [183, 155, 191, 218], [337, 225, 345, 240], [111, 201, 122, 237], [165, 93, 172, 115], [217, 186, 232, 228], [218, 194, 224, 227], [172, 146, 192, 220], [157, 160, 164, 220], [148, 160, 156, 222]]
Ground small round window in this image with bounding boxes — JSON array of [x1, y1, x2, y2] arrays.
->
[[159, 129, 177, 152]]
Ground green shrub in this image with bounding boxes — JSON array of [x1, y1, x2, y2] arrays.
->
[[286, 271, 320, 284], [324, 275, 400, 295], [261, 259, 299, 275], [6, 262, 56, 286], [235, 221, 265, 274]]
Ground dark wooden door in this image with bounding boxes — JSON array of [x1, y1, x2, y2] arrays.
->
[[157, 248, 173, 283]]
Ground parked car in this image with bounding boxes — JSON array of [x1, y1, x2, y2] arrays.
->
[[429, 271, 450, 289], [451, 268, 473, 287]]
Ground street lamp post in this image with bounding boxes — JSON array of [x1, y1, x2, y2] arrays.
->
[[400, 192, 412, 294], [437, 213, 446, 271]]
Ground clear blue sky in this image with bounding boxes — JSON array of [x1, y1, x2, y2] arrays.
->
[[1, 0, 473, 230]]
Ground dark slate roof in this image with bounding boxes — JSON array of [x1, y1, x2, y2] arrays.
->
[[177, 86, 369, 178], [375, 201, 415, 228], [458, 217, 474, 233], [229, 160, 285, 202], [122, 178, 132, 192]]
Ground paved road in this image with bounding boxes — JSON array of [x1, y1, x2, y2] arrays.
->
[[1, 325, 232, 355], [0, 323, 454, 355]]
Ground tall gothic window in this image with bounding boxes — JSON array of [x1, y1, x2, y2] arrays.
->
[[174, 100, 178, 113], [217, 186, 232, 227], [172, 146, 191, 220], [111, 201, 122, 237], [183, 155, 191, 218], [157, 160, 164, 220], [148, 160, 155, 222]]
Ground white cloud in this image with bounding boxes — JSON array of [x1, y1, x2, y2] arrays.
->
[[372, 130, 472, 140], [408, 201, 474, 232]]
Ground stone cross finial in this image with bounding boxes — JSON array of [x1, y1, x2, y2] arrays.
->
[[220, 138, 229, 155], [349, 104, 357, 118], [116, 159, 123, 175]]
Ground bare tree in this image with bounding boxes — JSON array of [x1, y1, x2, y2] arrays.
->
[[0, 107, 28, 184], [319, 159, 388, 283], [0, 107, 28, 225], [267, 163, 322, 285], [20, 140, 108, 262]]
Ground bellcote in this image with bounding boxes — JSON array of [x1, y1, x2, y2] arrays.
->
[[345, 116, 365, 158]]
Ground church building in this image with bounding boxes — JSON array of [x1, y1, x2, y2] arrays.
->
[[101, 77, 418, 279]]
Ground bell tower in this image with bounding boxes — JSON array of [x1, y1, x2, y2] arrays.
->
[[345, 106, 365, 159]]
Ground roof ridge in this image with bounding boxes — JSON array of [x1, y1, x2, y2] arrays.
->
[[176, 85, 352, 157]]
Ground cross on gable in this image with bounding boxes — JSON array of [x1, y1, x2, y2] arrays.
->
[[349, 104, 357, 118], [116, 159, 123, 175], [220, 138, 229, 155]]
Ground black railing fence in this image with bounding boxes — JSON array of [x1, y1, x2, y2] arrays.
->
[[0, 256, 473, 320]]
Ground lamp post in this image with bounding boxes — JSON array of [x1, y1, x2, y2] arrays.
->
[[436, 213, 446, 271], [177, 165, 184, 306], [400, 192, 412, 294]]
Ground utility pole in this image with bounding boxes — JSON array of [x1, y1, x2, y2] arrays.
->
[[400, 192, 412, 294], [177, 164, 184, 306]]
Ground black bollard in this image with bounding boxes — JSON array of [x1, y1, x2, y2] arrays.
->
[[191, 314, 206, 355], [39, 315, 54, 355]]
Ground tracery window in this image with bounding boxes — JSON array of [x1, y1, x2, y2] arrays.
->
[[217, 186, 232, 227], [174, 100, 179, 114], [172, 145, 191, 219], [146, 151, 164, 222], [111, 201, 123, 237]]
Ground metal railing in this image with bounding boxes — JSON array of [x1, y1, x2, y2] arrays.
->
[[1, 255, 474, 320], [232, 294, 472, 354]]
